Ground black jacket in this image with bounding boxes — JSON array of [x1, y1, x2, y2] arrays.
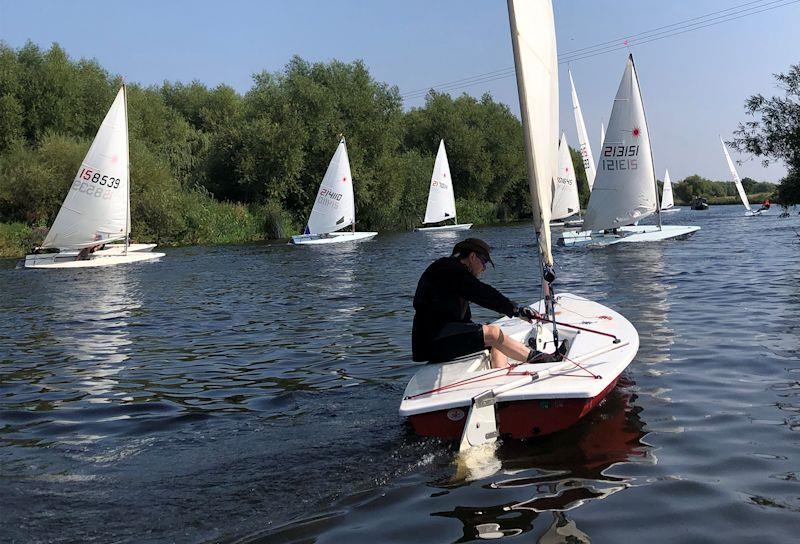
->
[[412, 257, 516, 361]]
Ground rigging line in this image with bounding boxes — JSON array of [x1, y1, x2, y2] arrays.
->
[[400, 0, 799, 101], [401, 0, 777, 97], [558, 0, 800, 64], [559, 0, 781, 57]]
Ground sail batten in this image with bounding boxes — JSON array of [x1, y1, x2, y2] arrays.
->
[[306, 139, 356, 235], [42, 87, 130, 249], [423, 140, 457, 224], [508, 0, 558, 267], [583, 55, 657, 232], [721, 137, 751, 211]]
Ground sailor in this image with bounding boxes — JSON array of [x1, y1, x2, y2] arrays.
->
[[412, 238, 562, 369], [757, 198, 771, 212]]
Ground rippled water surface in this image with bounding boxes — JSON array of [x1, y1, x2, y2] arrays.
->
[[2, 206, 799, 543]]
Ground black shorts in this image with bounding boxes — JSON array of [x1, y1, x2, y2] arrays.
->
[[427, 322, 486, 363]]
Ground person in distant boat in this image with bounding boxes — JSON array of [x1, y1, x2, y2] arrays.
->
[[757, 198, 771, 212], [412, 238, 562, 369]]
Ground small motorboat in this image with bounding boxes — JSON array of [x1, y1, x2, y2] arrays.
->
[[691, 197, 709, 210]]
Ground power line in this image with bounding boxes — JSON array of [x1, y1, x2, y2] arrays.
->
[[400, 0, 800, 102]]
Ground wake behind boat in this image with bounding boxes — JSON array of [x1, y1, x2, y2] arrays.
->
[[415, 140, 472, 232], [558, 55, 699, 247], [24, 86, 164, 269], [400, 0, 639, 448], [290, 138, 377, 245]]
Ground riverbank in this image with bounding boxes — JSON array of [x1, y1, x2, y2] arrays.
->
[[675, 191, 773, 206]]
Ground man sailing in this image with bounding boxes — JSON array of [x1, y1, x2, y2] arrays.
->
[[412, 238, 564, 369]]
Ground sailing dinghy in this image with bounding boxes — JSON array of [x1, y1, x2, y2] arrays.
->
[[721, 137, 764, 216], [290, 138, 377, 245], [549, 133, 583, 228], [558, 56, 699, 247], [24, 86, 164, 269], [400, 0, 640, 447], [415, 140, 472, 232], [660, 169, 680, 213], [568, 68, 596, 192]]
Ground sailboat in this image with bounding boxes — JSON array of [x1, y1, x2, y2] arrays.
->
[[660, 169, 680, 213], [399, 0, 640, 448], [568, 69, 596, 192], [549, 133, 583, 228], [558, 55, 699, 247], [415, 140, 472, 232], [290, 138, 377, 245], [721, 136, 764, 216], [24, 86, 164, 268]]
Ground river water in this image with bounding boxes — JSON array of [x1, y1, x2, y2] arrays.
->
[[1, 206, 799, 543]]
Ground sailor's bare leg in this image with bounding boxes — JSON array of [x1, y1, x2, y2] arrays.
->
[[483, 324, 530, 368]]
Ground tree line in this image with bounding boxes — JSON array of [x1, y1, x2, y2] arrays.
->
[[0, 42, 787, 256]]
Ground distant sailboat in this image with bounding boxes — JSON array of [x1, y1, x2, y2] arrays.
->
[[559, 55, 699, 247], [24, 86, 164, 268], [720, 137, 765, 216], [660, 169, 680, 213], [568, 69, 596, 191], [415, 140, 472, 232], [600, 121, 605, 151], [550, 132, 583, 227], [290, 137, 377, 245]]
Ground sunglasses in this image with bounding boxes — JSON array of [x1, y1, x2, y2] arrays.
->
[[476, 253, 490, 270]]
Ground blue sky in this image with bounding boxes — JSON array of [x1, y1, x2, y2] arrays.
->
[[1, 0, 797, 182]]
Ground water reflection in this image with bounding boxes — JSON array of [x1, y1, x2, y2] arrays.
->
[[432, 383, 650, 542]]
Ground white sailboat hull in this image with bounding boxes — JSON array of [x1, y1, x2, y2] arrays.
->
[[558, 224, 700, 247], [290, 231, 377, 245], [414, 223, 473, 232], [399, 293, 639, 439], [24, 251, 165, 269], [745, 209, 768, 217], [98, 243, 158, 254], [660, 207, 681, 214]]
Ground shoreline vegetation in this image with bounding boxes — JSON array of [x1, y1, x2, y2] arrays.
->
[[0, 42, 778, 259]]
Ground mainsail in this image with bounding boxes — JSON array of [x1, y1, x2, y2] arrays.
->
[[423, 140, 457, 224], [569, 69, 596, 191], [720, 137, 752, 211], [42, 87, 130, 249], [552, 133, 580, 221], [583, 55, 657, 232], [661, 169, 675, 210], [306, 138, 356, 235], [600, 122, 605, 151], [508, 0, 558, 267]]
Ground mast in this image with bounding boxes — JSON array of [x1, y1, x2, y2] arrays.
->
[[507, 0, 559, 334], [630, 55, 662, 231], [123, 83, 130, 253]]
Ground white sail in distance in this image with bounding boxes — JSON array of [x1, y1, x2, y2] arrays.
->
[[306, 138, 356, 235], [584, 55, 657, 232], [552, 133, 580, 220], [423, 140, 457, 224], [508, 0, 558, 267], [569, 69, 596, 191], [661, 169, 675, 210], [42, 87, 129, 249], [720, 137, 751, 211], [600, 122, 605, 150]]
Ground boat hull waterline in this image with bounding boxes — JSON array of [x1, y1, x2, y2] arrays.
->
[[400, 293, 639, 440], [414, 223, 473, 232], [24, 251, 165, 269], [558, 224, 700, 247], [290, 231, 377, 245]]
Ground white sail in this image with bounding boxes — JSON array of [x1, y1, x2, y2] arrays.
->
[[306, 138, 356, 235], [600, 122, 605, 150], [583, 56, 657, 232], [720, 137, 751, 211], [552, 132, 580, 220], [661, 169, 674, 210], [508, 0, 558, 267], [423, 140, 457, 224], [568, 69, 596, 191], [42, 87, 129, 249]]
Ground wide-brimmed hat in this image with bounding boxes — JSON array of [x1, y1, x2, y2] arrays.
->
[[452, 238, 494, 267]]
